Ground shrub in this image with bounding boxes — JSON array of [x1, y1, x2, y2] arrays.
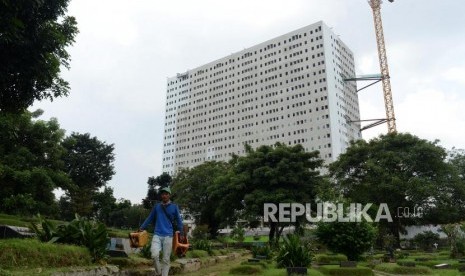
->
[[438, 250, 450, 256], [440, 223, 465, 258], [30, 214, 109, 262], [192, 224, 209, 240], [457, 238, 465, 256], [396, 260, 416, 267], [240, 261, 268, 269], [414, 260, 462, 269], [318, 266, 374, 276], [64, 216, 109, 263], [251, 243, 272, 259], [413, 231, 440, 251], [229, 265, 262, 275], [315, 220, 376, 261], [375, 263, 432, 275], [29, 213, 60, 242], [211, 249, 221, 256], [276, 234, 312, 268], [383, 233, 397, 249], [186, 249, 209, 258], [219, 248, 231, 255], [395, 251, 409, 259], [192, 239, 212, 254], [314, 254, 347, 264], [230, 225, 245, 242]]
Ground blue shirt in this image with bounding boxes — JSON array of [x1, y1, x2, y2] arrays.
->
[[140, 202, 183, 237]]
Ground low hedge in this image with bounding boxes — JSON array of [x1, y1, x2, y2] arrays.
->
[[318, 266, 373, 276], [0, 238, 92, 269], [185, 249, 209, 258], [210, 249, 222, 256], [375, 263, 432, 275], [219, 248, 231, 255], [229, 265, 262, 275], [240, 260, 268, 269], [415, 260, 462, 270], [396, 260, 416, 267], [314, 254, 348, 264]]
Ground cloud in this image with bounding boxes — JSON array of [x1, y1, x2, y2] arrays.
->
[[442, 67, 465, 86], [397, 88, 465, 150]]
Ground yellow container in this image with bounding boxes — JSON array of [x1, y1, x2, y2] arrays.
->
[[129, 230, 149, 248]]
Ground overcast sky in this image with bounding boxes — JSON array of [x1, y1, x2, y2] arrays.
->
[[32, 0, 465, 204]]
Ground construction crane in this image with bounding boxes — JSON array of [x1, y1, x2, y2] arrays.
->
[[368, 0, 397, 133]]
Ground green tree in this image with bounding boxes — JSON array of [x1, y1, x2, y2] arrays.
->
[[422, 148, 465, 224], [214, 143, 324, 245], [92, 186, 117, 224], [172, 161, 230, 238], [61, 133, 115, 217], [0, 111, 71, 216], [413, 231, 440, 251], [58, 194, 74, 221], [315, 220, 377, 261], [142, 173, 172, 208], [108, 203, 149, 229], [449, 148, 465, 180], [329, 133, 461, 244], [441, 223, 463, 258], [0, 0, 78, 113]]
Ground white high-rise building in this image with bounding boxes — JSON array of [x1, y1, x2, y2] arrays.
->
[[162, 21, 361, 175]]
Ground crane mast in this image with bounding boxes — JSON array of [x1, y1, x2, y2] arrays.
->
[[368, 0, 397, 133]]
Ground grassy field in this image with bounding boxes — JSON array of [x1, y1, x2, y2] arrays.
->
[[0, 213, 32, 227], [0, 213, 65, 228], [0, 238, 93, 275]]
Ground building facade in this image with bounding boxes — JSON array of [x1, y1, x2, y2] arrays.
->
[[162, 21, 361, 175]]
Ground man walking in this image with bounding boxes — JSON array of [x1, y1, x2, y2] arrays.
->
[[140, 187, 183, 276]]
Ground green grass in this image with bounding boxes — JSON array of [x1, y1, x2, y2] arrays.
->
[[0, 266, 109, 276], [374, 263, 432, 274], [318, 264, 374, 276], [429, 271, 465, 276], [186, 249, 210, 258], [222, 235, 269, 243], [375, 262, 465, 275], [229, 264, 263, 274], [228, 265, 326, 276], [0, 238, 92, 269], [0, 213, 65, 228], [314, 253, 348, 264], [0, 213, 31, 227]]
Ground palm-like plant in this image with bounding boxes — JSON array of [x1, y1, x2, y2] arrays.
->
[[30, 214, 109, 262], [276, 234, 312, 268]]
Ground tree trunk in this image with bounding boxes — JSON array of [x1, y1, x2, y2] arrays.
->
[[269, 222, 277, 246], [277, 225, 285, 241]]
